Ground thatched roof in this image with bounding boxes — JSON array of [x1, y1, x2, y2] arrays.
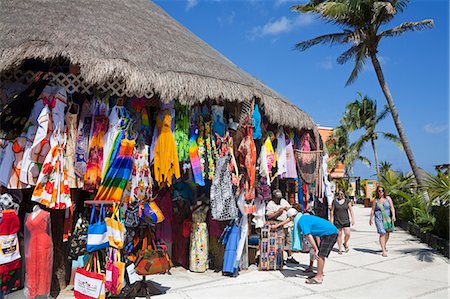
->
[[0, 0, 317, 130]]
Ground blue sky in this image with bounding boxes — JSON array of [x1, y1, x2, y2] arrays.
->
[[154, 0, 449, 180]]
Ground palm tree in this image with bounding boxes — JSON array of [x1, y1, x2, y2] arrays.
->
[[343, 93, 401, 182], [326, 124, 371, 176], [379, 160, 393, 176], [291, 0, 433, 188]]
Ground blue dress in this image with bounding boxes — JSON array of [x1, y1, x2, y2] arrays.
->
[[375, 199, 391, 235], [222, 224, 240, 275]]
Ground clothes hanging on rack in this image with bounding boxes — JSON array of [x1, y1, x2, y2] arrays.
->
[[189, 123, 205, 186], [64, 105, 81, 188], [276, 127, 287, 176], [210, 155, 238, 221], [189, 204, 209, 273], [153, 113, 180, 187], [123, 144, 152, 203], [238, 126, 257, 201], [74, 99, 92, 183]]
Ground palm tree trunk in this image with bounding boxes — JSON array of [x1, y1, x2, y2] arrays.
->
[[369, 52, 424, 187], [371, 137, 381, 182]]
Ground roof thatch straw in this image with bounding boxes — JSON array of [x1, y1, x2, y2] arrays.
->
[[0, 0, 317, 130]]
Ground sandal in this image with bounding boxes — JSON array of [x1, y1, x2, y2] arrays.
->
[[306, 277, 322, 284], [343, 243, 349, 252], [338, 250, 343, 255], [382, 252, 388, 257]]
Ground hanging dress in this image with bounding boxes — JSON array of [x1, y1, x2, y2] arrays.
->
[[189, 205, 209, 273], [83, 115, 108, 192], [189, 123, 204, 186], [210, 155, 238, 221], [215, 132, 239, 186], [74, 99, 92, 183], [0, 140, 14, 187], [24, 210, 53, 298], [197, 117, 207, 180], [64, 104, 81, 188], [174, 103, 190, 163], [94, 138, 135, 202], [238, 126, 257, 201], [204, 121, 215, 180], [283, 137, 298, 179], [153, 113, 180, 187], [171, 199, 191, 269], [276, 127, 287, 177], [31, 132, 72, 209], [123, 145, 152, 203]]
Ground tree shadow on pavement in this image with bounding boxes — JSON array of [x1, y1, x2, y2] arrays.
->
[[398, 248, 435, 263], [352, 248, 382, 255]]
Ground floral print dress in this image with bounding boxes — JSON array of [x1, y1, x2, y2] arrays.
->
[[189, 205, 209, 273], [123, 144, 152, 203]]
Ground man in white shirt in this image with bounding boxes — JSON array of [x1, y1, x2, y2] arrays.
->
[[266, 189, 299, 264]]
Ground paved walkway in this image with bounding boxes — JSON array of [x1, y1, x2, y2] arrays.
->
[[8, 205, 449, 298]]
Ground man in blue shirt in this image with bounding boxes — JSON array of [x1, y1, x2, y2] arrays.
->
[[295, 213, 338, 284]]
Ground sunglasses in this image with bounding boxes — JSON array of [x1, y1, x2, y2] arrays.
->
[[377, 189, 384, 192]]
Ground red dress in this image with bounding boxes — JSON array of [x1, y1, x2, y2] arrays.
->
[[24, 210, 53, 298]]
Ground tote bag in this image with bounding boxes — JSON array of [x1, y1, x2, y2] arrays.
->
[[134, 233, 171, 275], [140, 200, 164, 224], [87, 204, 109, 252], [106, 203, 125, 249], [74, 252, 106, 299]]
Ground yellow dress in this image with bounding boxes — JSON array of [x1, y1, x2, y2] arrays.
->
[[154, 113, 180, 187]]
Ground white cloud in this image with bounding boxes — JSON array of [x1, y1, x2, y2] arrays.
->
[[424, 124, 448, 134], [218, 11, 236, 27], [250, 14, 314, 38], [186, 0, 198, 11]]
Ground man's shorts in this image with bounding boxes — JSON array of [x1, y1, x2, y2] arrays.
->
[[284, 227, 292, 250], [318, 234, 338, 257]]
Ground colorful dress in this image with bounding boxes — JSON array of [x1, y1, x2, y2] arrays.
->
[[210, 155, 238, 221], [215, 132, 239, 186], [94, 138, 134, 202], [189, 123, 204, 186], [204, 121, 215, 180], [189, 205, 209, 273], [154, 113, 180, 187], [197, 117, 207, 180], [174, 103, 190, 162], [123, 145, 152, 203], [238, 126, 257, 201], [31, 133, 71, 209], [83, 115, 108, 192]]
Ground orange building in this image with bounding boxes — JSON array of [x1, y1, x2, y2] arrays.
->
[[318, 126, 345, 178]]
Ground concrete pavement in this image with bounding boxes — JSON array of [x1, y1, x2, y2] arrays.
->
[[7, 204, 449, 298]]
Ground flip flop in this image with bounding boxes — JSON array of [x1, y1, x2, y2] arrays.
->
[[343, 243, 349, 252], [306, 278, 322, 284], [382, 253, 388, 257]]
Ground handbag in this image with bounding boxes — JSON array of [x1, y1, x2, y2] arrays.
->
[[134, 232, 171, 275], [140, 200, 164, 224], [106, 203, 125, 249], [74, 252, 106, 299], [69, 215, 89, 260], [105, 248, 125, 295], [124, 200, 140, 228], [87, 204, 109, 252]]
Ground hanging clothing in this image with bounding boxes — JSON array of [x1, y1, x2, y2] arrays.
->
[[204, 121, 215, 180], [31, 133, 72, 209], [238, 126, 257, 201], [155, 189, 173, 245], [150, 106, 175, 163], [94, 138, 134, 202], [154, 113, 180, 187], [74, 99, 92, 182], [252, 104, 262, 140], [276, 127, 287, 176], [102, 105, 129, 178], [210, 155, 238, 221], [0, 140, 13, 187], [189, 205, 209, 273], [189, 123, 205, 186], [282, 137, 298, 179], [0, 210, 21, 295], [264, 136, 276, 175], [234, 192, 248, 274], [123, 145, 152, 203], [24, 210, 53, 298], [211, 105, 225, 138], [197, 117, 207, 180], [64, 106, 81, 188], [174, 103, 190, 162], [7, 137, 26, 189], [215, 132, 239, 185], [222, 224, 240, 275]]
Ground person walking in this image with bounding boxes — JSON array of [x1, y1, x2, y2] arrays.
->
[[292, 213, 338, 284], [330, 190, 355, 254], [369, 186, 396, 257]]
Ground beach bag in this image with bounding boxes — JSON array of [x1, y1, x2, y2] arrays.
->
[[124, 200, 140, 228], [106, 203, 125, 249], [134, 233, 171, 275], [69, 215, 89, 260], [105, 248, 125, 295], [74, 252, 106, 299], [140, 200, 164, 224], [87, 204, 109, 252]]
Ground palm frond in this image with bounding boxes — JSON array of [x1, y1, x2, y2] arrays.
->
[[392, 0, 410, 13], [294, 32, 351, 51], [380, 19, 434, 38], [356, 156, 372, 167], [337, 44, 361, 64], [376, 105, 390, 122], [425, 173, 450, 205], [345, 44, 368, 85], [381, 132, 403, 150]]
